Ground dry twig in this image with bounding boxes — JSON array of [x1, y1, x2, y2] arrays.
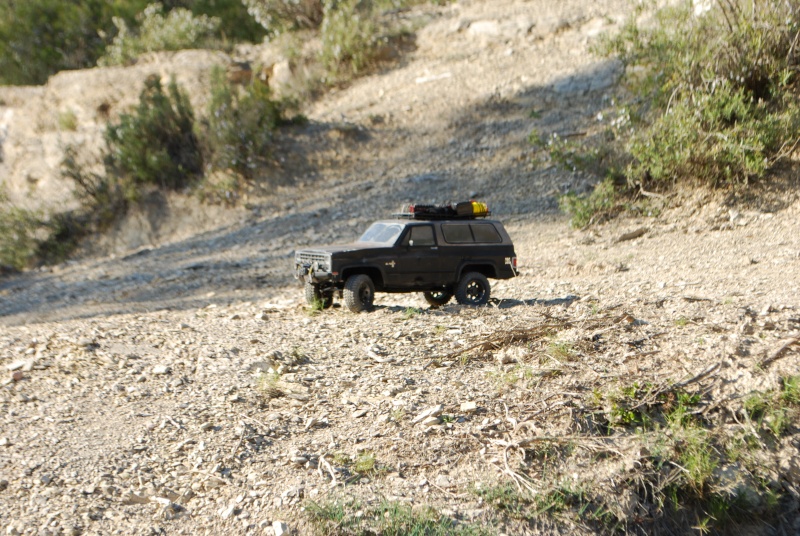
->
[[760, 337, 799, 369]]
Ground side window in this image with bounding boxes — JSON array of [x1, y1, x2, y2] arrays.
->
[[470, 223, 502, 243], [403, 225, 435, 246], [442, 224, 474, 244], [414, 225, 436, 246]]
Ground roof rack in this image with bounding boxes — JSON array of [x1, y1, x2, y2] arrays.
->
[[394, 201, 490, 220]]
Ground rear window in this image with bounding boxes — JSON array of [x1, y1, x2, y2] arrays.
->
[[470, 223, 502, 243], [442, 223, 503, 244], [441, 224, 473, 243]]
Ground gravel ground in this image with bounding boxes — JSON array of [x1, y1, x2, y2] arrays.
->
[[2, 0, 800, 534]]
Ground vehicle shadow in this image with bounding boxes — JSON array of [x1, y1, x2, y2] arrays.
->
[[492, 295, 579, 309]]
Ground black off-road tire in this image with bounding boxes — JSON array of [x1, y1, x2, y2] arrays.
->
[[423, 290, 453, 307], [305, 283, 333, 309], [343, 274, 375, 313], [454, 272, 491, 306]]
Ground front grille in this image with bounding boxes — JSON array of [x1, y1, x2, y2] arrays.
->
[[296, 251, 330, 270]]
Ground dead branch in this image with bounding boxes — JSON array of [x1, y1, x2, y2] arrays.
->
[[760, 337, 799, 369]]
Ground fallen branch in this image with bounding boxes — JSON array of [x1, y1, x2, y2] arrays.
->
[[760, 338, 799, 369]]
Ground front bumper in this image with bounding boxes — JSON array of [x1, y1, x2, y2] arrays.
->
[[295, 263, 336, 284]]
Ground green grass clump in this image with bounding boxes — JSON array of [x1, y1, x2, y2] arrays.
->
[[743, 375, 800, 438], [306, 498, 489, 535]]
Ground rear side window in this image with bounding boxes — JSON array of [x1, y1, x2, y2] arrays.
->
[[442, 224, 473, 243], [470, 223, 502, 243], [442, 223, 503, 244]]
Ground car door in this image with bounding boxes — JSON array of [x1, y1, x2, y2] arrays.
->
[[386, 224, 438, 289]]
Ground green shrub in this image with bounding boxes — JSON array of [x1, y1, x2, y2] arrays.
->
[[558, 177, 621, 228], [183, 0, 265, 42], [597, 0, 800, 189], [99, 3, 221, 66], [0, 189, 40, 270], [105, 75, 202, 194], [320, 0, 380, 78], [0, 0, 149, 85], [61, 145, 126, 228], [0, 1, 263, 85], [206, 67, 285, 179], [240, 0, 324, 34]]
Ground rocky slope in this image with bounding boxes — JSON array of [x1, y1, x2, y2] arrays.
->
[[1, 0, 800, 534]]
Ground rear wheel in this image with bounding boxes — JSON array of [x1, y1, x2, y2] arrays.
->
[[343, 274, 375, 313], [423, 290, 452, 307], [454, 272, 491, 306], [305, 283, 333, 309]]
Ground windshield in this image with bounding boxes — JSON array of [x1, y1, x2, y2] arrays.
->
[[358, 222, 405, 245]]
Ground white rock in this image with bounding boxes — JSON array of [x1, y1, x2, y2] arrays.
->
[[411, 404, 444, 424], [421, 416, 441, 427], [468, 20, 500, 36], [152, 365, 170, 375], [460, 401, 478, 414], [219, 503, 236, 519], [272, 521, 290, 536]]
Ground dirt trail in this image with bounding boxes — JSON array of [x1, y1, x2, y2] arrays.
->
[[1, 1, 800, 534]]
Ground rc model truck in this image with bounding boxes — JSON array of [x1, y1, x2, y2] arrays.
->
[[294, 201, 518, 312]]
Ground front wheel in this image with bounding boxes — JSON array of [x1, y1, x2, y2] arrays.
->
[[454, 272, 491, 306], [343, 274, 375, 313], [305, 283, 333, 309], [423, 290, 452, 307]]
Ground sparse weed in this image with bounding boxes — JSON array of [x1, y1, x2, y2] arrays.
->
[[308, 296, 327, 314], [353, 451, 377, 475], [780, 375, 800, 405], [674, 316, 690, 327], [546, 340, 576, 361], [257, 371, 283, 399], [288, 347, 307, 366], [58, 109, 78, 131], [332, 452, 352, 467], [474, 483, 530, 520], [489, 365, 535, 388], [389, 408, 405, 423], [403, 307, 423, 320]]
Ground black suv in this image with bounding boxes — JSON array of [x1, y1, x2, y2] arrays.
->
[[294, 202, 517, 312]]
